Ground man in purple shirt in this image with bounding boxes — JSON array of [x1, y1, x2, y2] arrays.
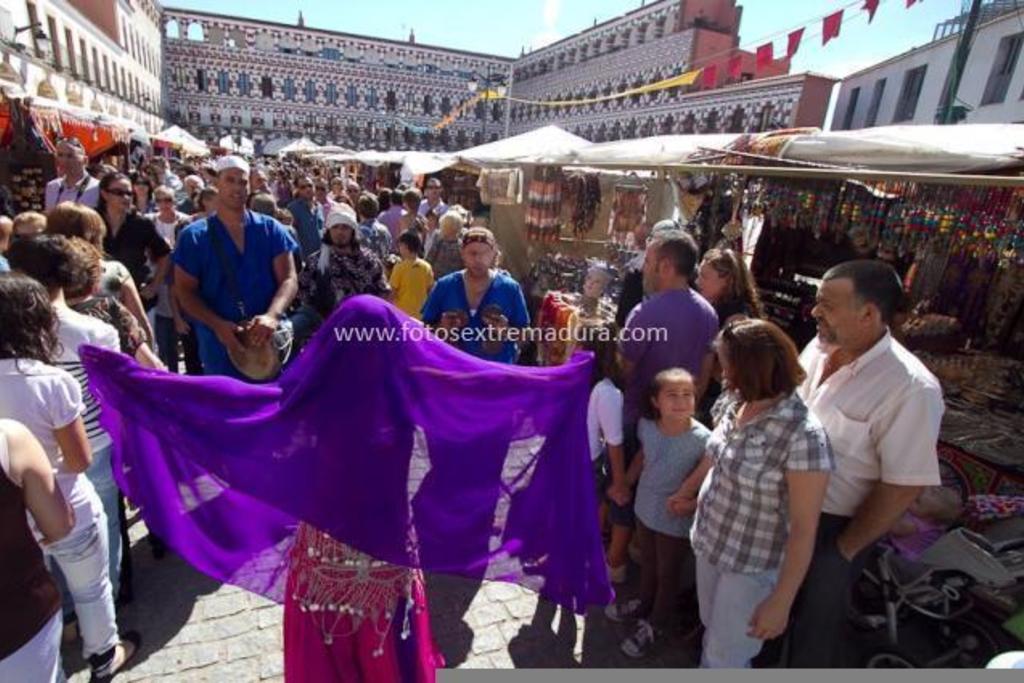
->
[[605, 230, 718, 581], [379, 187, 406, 242]]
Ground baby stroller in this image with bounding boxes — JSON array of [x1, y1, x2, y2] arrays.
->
[[852, 525, 1024, 668]]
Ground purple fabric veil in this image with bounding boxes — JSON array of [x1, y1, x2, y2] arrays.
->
[[82, 295, 612, 612]]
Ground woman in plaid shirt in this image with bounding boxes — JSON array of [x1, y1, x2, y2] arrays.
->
[[668, 319, 834, 668]]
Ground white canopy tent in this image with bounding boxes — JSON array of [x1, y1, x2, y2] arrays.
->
[[455, 125, 590, 166], [778, 125, 1024, 174], [313, 149, 455, 176], [267, 136, 321, 156], [218, 134, 255, 156], [562, 133, 741, 166], [153, 125, 209, 156]]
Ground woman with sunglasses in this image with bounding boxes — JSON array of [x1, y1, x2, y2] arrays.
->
[[97, 173, 172, 319]]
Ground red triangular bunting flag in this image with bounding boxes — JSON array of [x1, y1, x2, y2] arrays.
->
[[728, 53, 742, 80], [907, 0, 917, 7], [787, 28, 804, 58], [756, 43, 774, 70], [823, 10, 843, 45], [863, 0, 880, 22], [702, 64, 718, 89]]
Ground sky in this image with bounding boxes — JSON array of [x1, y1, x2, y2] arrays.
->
[[165, 0, 974, 126]]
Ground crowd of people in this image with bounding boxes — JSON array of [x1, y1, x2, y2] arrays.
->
[[0, 141, 949, 681]]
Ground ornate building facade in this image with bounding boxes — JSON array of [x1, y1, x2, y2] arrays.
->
[[508, 0, 833, 138], [162, 8, 512, 153], [162, 0, 835, 151], [1, 0, 164, 132]]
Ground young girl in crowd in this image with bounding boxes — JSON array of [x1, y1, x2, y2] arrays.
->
[[389, 230, 434, 320], [578, 323, 625, 546], [0, 273, 139, 681], [605, 368, 711, 658], [577, 324, 626, 558]]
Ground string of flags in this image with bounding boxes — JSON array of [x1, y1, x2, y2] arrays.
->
[[431, 0, 920, 132]]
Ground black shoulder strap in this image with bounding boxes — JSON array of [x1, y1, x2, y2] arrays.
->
[[207, 217, 247, 320]]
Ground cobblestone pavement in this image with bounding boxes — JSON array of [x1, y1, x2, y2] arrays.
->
[[63, 519, 697, 681]]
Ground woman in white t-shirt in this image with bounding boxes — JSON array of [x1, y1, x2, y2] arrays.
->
[[6, 235, 136, 599], [579, 323, 627, 583], [1, 263, 139, 679]]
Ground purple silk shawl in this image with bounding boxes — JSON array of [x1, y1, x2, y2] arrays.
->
[[82, 295, 612, 612]]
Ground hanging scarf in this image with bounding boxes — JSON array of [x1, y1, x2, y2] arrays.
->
[[82, 296, 612, 612]]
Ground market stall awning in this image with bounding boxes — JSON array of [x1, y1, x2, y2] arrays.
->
[[455, 125, 590, 166], [153, 125, 210, 157], [272, 135, 319, 154], [218, 134, 255, 156], [777, 125, 1024, 174], [565, 133, 742, 166]]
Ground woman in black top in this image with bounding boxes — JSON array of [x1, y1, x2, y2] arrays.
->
[[696, 248, 765, 420], [98, 173, 171, 311], [696, 248, 765, 327]]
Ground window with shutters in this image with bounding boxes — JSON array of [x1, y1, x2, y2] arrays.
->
[[865, 78, 886, 127], [982, 32, 1023, 105], [841, 87, 860, 129], [893, 66, 927, 122]]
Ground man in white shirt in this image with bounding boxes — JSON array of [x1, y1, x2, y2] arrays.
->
[[44, 138, 100, 211], [417, 177, 448, 218], [788, 260, 943, 667]]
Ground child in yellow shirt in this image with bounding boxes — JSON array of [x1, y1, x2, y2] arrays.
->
[[389, 230, 435, 319]]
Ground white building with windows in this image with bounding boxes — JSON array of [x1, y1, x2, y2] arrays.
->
[[833, 2, 1024, 130], [0, 0, 164, 132]]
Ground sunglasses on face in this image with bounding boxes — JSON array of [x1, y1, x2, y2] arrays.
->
[[157, 197, 175, 203], [106, 189, 133, 197], [299, 184, 313, 189]]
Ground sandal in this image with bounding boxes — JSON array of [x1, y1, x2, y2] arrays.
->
[[89, 631, 141, 682]]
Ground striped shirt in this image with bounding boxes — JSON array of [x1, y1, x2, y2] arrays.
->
[[56, 307, 119, 451], [691, 391, 834, 573]]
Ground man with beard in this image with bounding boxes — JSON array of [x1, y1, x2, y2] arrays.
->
[[421, 227, 528, 364]]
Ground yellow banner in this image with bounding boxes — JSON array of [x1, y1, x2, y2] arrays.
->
[[432, 68, 700, 130]]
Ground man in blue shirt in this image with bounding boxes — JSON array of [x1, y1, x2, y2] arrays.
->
[[421, 227, 529, 364], [173, 156, 298, 380], [286, 176, 324, 260]]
